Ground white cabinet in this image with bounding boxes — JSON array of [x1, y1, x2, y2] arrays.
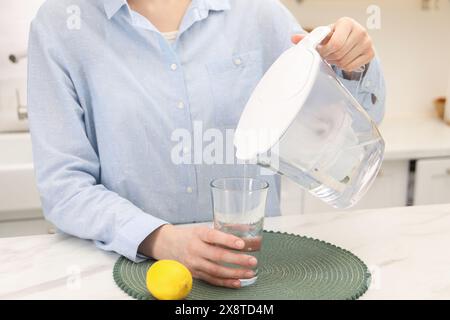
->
[[0, 133, 41, 212], [0, 133, 51, 237], [300, 160, 410, 214], [414, 158, 450, 205]]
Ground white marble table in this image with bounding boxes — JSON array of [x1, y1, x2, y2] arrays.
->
[[1, 204, 450, 300]]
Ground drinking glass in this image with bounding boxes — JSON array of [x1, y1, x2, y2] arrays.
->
[[210, 177, 269, 286]]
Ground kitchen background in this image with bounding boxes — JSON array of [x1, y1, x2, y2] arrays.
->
[[0, 0, 449, 237]]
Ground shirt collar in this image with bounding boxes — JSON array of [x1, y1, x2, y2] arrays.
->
[[195, 0, 231, 12], [103, 0, 128, 19], [103, 0, 230, 20]]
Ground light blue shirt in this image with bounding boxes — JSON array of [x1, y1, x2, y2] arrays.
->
[[27, 0, 386, 262]]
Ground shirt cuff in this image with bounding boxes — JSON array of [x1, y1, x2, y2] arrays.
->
[[334, 61, 378, 96], [96, 212, 168, 263], [341, 63, 369, 81], [333, 57, 385, 123]]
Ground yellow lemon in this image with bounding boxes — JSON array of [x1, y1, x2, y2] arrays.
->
[[146, 260, 193, 300]]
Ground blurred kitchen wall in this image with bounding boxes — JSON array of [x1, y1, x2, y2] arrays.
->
[[0, 1, 43, 80], [0, 0, 44, 132], [1, 0, 449, 123], [282, 0, 450, 118]]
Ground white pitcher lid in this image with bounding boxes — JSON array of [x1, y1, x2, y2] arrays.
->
[[234, 26, 332, 160]]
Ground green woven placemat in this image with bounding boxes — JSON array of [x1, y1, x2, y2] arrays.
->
[[113, 231, 370, 300]]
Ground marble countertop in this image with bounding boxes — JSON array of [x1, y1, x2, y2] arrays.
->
[[380, 114, 450, 160], [1, 204, 450, 300]]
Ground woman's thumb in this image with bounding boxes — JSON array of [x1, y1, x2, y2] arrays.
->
[[291, 34, 307, 44]]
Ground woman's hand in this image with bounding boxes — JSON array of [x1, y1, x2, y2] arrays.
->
[[139, 224, 257, 288], [292, 17, 375, 73]]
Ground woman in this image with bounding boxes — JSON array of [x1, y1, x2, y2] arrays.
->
[[28, 0, 385, 288]]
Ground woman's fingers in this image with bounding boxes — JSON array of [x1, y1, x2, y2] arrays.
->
[[328, 43, 363, 69], [342, 54, 372, 73], [198, 241, 258, 268], [319, 20, 352, 57], [194, 271, 241, 289], [196, 258, 255, 280], [291, 18, 374, 72], [340, 38, 373, 68], [323, 27, 361, 62], [291, 34, 306, 45], [197, 227, 245, 250], [315, 17, 374, 72], [185, 227, 257, 288]]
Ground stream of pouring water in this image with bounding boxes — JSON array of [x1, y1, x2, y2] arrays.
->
[[242, 163, 248, 216]]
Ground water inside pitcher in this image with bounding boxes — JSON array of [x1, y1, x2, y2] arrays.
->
[[257, 62, 384, 209], [235, 26, 385, 209]]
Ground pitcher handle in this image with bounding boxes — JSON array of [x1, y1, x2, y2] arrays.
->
[[300, 26, 332, 49]]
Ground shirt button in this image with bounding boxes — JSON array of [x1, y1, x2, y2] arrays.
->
[[170, 63, 178, 71], [365, 80, 372, 88], [234, 58, 242, 66], [177, 101, 184, 109], [186, 187, 193, 193]]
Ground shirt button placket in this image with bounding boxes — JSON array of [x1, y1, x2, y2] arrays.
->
[[169, 58, 196, 198]]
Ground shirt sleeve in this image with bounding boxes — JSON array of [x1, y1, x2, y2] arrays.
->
[[333, 57, 386, 124], [27, 19, 168, 262], [266, 0, 386, 124]]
